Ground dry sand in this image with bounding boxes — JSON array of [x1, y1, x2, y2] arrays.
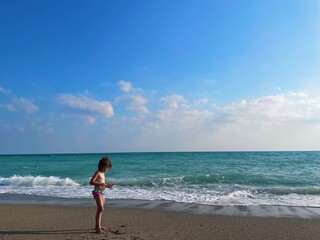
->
[[0, 204, 320, 240]]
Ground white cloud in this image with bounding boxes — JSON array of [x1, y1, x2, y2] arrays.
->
[[0, 86, 11, 94], [0, 103, 15, 112], [83, 116, 96, 125], [145, 94, 214, 133], [129, 95, 149, 114], [58, 94, 114, 117], [195, 98, 209, 105], [0, 87, 38, 113], [117, 94, 149, 114], [116, 81, 149, 114], [223, 92, 320, 122], [119, 80, 132, 93], [12, 97, 39, 113], [161, 94, 187, 109]]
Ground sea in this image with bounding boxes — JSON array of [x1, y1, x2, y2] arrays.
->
[[1, 151, 320, 207]]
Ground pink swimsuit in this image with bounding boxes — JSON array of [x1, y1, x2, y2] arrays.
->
[[92, 189, 105, 198]]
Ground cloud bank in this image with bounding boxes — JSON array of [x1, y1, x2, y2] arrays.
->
[[2, 82, 320, 153], [129, 91, 320, 151]]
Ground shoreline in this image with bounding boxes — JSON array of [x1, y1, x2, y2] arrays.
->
[[1, 204, 320, 240], [1, 193, 320, 219]]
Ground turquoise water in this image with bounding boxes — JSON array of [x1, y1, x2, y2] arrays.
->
[[1, 151, 320, 206]]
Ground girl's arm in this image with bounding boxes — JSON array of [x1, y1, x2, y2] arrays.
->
[[104, 183, 116, 188]]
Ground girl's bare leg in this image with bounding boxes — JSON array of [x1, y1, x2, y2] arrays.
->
[[101, 196, 106, 230], [94, 195, 104, 233]]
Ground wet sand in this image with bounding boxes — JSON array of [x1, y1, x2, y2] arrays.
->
[[1, 204, 320, 240]]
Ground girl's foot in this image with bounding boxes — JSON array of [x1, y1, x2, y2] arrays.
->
[[94, 226, 106, 230], [95, 228, 105, 234]]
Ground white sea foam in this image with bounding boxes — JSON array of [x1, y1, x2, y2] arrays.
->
[[0, 175, 79, 187], [1, 175, 320, 207]]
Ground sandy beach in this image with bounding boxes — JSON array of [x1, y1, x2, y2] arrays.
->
[[1, 203, 320, 240]]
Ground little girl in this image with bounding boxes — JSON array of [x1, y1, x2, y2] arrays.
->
[[90, 156, 115, 234]]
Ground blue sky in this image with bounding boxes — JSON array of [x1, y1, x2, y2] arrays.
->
[[1, 0, 320, 154]]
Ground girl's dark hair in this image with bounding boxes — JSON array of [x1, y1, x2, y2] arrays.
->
[[98, 156, 112, 170]]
